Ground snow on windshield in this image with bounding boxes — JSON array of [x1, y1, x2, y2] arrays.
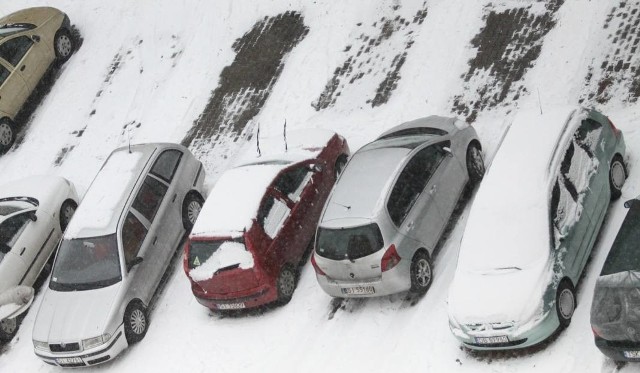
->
[[189, 241, 254, 282]]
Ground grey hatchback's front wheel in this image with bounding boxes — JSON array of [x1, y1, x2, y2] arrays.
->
[[124, 302, 148, 344], [409, 251, 432, 295], [466, 143, 485, 187], [609, 155, 627, 201]]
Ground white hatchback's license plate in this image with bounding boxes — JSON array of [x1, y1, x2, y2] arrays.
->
[[475, 336, 509, 345], [341, 286, 375, 295], [217, 302, 245, 310], [623, 350, 640, 359], [56, 357, 83, 365]]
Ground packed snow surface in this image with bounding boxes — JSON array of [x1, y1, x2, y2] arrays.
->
[[189, 241, 254, 282]]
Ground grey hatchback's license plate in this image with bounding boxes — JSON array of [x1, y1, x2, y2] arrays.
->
[[623, 350, 640, 359], [341, 286, 375, 295], [475, 336, 509, 344], [56, 357, 83, 365]]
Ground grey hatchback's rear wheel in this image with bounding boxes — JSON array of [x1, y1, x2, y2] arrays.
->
[[466, 143, 485, 186], [59, 200, 77, 232], [0, 118, 16, 154], [556, 280, 576, 328], [276, 266, 297, 305], [182, 192, 204, 230], [409, 251, 432, 295], [609, 155, 627, 201], [54, 28, 74, 63], [124, 302, 148, 344]]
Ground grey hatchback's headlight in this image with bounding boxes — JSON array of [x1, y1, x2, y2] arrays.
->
[[82, 334, 110, 350], [33, 340, 49, 351]]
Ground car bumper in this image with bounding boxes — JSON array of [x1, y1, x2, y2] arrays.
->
[[34, 324, 128, 367], [315, 264, 410, 298], [594, 336, 640, 362], [194, 283, 277, 310], [450, 310, 560, 351]]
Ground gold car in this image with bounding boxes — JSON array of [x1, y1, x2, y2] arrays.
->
[[0, 7, 74, 153]]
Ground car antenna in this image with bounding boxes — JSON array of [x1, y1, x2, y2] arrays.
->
[[333, 202, 351, 210], [283, 119, 288, 152], [537, 88, 543, 115], [128, 125, 132, 153], [256, 122, 261, 157]]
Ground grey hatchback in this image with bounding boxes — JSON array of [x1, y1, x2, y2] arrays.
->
[[312, 116, 483, 298], [32, 143, 205, 367]]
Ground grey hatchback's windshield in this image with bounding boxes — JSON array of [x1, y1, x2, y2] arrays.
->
[[316, 223, 384, 260], [50, 234, 122, 291], [600, 203, 640, 276]]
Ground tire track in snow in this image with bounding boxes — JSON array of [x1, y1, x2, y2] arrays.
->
[[580, 1, 640, 105], [312, 2, 428, 111], [452, 0, 564, 123], [181, 11, 309, 176]]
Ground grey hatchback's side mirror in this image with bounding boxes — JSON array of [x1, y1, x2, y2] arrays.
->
[[127, 256, 143, 272], [31, 35, 40, 42], [29, 211, 37, 222]]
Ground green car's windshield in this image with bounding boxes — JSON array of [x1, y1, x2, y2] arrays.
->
[[50, 234, 122, 291], [600, 202, 640, 276]]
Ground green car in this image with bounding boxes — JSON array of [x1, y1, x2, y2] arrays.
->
[[448, 106, 627, 350], [0, 7, 75, 154]]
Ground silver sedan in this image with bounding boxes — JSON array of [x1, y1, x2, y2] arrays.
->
[[312, 116, 484, 298]]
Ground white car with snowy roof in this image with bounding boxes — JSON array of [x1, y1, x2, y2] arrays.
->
[[0, 175, 78, 341], [32, 143, 205, 367], [447, 106, 627, 350]]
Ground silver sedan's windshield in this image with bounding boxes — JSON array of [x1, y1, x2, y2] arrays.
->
[[50, 234, 122, 291]]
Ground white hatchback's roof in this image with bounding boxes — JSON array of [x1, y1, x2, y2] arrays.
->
[[457, 106, 582, 272], [65, 145, 156, 238]]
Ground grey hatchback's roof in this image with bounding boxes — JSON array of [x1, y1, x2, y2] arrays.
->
[[65, 144, 167, 239]]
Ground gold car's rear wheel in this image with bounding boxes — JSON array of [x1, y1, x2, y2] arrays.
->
[[0, 118, 16, 154]]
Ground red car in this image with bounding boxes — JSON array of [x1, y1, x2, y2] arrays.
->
[[184, 129, 349, 310]]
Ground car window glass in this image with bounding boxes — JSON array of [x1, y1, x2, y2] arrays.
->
[[122, 212, 148, 264], [150, 149, 182, 183], [0, 212, 32, 249], [258, 195, 290, 239], [274, 167, 312, 202], [0, 36, 33, 66], [550, 180, 578, 248], [132, 176, 168, 223], [387, 142, 448, 226], [0, 64, 9, 87]]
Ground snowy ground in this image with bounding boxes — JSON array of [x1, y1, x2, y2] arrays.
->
[[1, 0, 640, 372]]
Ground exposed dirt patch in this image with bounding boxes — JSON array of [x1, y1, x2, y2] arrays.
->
[[580, 1, 640, 104], [452, 1, 564, 122], [182, 11, 309, 151], [312, 2, 427, 110]]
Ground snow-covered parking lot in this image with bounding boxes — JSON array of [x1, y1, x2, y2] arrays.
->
[[1, 0, 640, 372]]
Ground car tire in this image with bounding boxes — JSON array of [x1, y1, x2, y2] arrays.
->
[[54, 28, 74, 63], [334, 154, 348, 179], [276, 265, 297, 305], [409, 250, 432, 295], [182, 192, 204, 230], [466, 142, 485, 187], [0, 118, 16, 155], [556, 279, 576, 329], [0, 316, 20, 342], [59, 200, 77, 232], [124, 301, 148, 344], [609, 155, 627, 201]]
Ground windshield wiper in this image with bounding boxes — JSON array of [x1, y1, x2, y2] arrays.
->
[[494, 266, 522, 271], [214, 263, 240, 275]]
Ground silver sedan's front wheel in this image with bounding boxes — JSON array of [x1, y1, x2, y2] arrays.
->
[[124, 302, 148, 344]]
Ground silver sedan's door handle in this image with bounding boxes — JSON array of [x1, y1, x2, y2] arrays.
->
[[171, 194, 177, 203], [429, 185, 437, 195], [406, 221, 415, 230], [20, 247, 26, 255], [153, 236, 158, 245]]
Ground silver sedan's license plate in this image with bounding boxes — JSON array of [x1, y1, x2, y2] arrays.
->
[[341, 286, 375, 295], [623, 350, 640, 359], [217, 302, 245, 310], [56, 357, 83, 365], [475, 336, 509, 344]]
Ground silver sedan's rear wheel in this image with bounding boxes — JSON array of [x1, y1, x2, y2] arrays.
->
[[609, 156, 627, 201], [0, 119, 16, 154], [409, 251, 432, 295], [124, 302, 148, 344], [556, 280, 575, 328]]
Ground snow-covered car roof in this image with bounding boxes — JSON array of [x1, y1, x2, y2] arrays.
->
[[191, 129, 337, 237], [457, 106, 582, 272], [65, 144, 158, 239]]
